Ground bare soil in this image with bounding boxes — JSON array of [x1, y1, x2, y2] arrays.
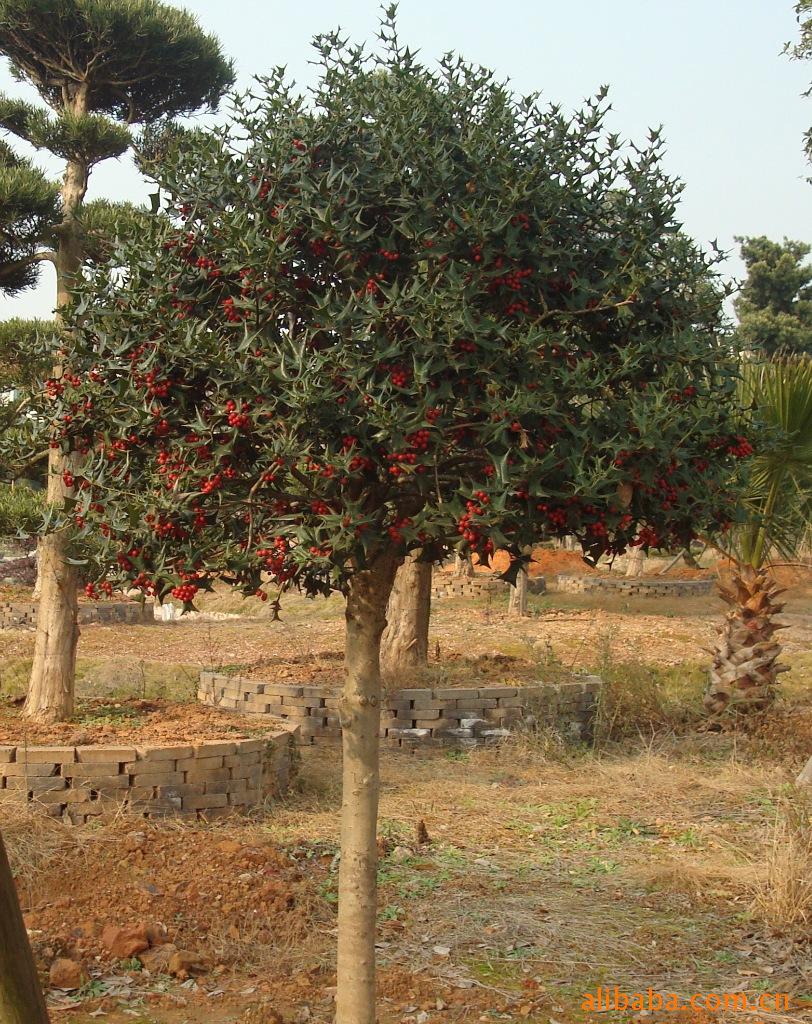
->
[[0, 699, 275, 746]]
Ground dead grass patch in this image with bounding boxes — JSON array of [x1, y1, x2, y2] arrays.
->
[[751, 789, 812, 937]]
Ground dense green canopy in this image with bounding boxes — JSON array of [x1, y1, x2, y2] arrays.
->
[[734, 236, 812, 356]]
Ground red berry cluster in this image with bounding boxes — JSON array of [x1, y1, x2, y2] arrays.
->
[[378, 248, 400, 262], [171, 580, 199, 602], [510, 213, 530, 231], [387, 516, 413, 543], [226, 399, 252, 430], [727, 435, 753, 458], [457, 491, 490, 545], [406, 428, 431, 452], [222, 297, 244, 323], [390, 366, 410, 388]]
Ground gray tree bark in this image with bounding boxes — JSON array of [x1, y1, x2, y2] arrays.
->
[[381, 552, 431, 675], [25, 87, 88, 722], [0, 831, 50, 1023], [508, 565, 529, 617]]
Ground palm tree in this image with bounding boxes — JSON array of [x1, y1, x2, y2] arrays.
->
[[705, 356, 812, 720]]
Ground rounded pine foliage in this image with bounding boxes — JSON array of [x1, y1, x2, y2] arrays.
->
[[34, 13, 748, 606], [0, 139, 57, 294], [0, 0, 234, 122]]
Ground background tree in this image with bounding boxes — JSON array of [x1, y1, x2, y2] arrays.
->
[[734, 236, 812, 356], [27, 14, 748, 1020], [705, 356, 812, 720], [0, 0, 234, 722], [785, 0, 812, 168], [0, 136, 57, 293]]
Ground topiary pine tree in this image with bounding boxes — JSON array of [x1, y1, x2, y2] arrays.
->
[[0, 0, 234, 722], [0, 137, 58, 294], [30, 13, 749, 1021], [734, 236, 812, 356]]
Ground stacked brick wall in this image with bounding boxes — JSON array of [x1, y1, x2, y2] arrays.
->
[[431, 575, 508, 600], [199, 672, 601, 747], [0, 729, 296, 823], [554, 574, 714, 598], [0, 600, 155, 630]]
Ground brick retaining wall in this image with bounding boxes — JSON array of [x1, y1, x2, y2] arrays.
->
[[198, 672, 601, 747], [0, 600, 155, 630], [554, 574, 714, 598], [0, 728, 296, 823]]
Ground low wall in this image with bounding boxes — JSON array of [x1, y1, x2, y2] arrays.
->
[[431, 575, 546, 600], [0, 729, 296, 823], [199, 672, 601, 747], [554, 574, 714, 598], [0, 600, 155, 630]]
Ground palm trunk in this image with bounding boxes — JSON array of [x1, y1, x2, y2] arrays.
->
[[381, 552, 431, 675], [25, 103, 88, 723], [336, 552, 398, 1024], [704, 566, 788, 720], [0, 831, 50, 1024]]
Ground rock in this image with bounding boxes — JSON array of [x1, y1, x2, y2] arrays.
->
[[145, 921, 169, 946], [49, 957, 87, 990], [101, 923, 150, 959], [139, 942, 178, 974], [168, 949, 208, 979], [125, 831, 147, 853], [390, 846, 413, 863]]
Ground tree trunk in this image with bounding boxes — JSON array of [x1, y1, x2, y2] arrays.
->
[[508, 565, 528, 617], [381, 552, 431, 676], [625, 546, 646, 577], [704, 566, 788, 721], [336, 552, 398, 1024], [26, 120, 88, 723], [452, 552, 474, 577], [0, 831, 50, 1024]]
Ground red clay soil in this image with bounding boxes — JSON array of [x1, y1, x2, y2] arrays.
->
[[0, 698, 278, 746]]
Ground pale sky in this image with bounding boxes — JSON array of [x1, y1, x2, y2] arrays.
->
[[1, 0, 810, 322]]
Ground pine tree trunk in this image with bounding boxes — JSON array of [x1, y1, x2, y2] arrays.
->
[[336, 552, 398, 1024], [26, 126, 88, 723], [625, 546, 646, 577], [381, 552, 431, 676], [508, 565, 528, 617], [704, 566, 788, 721], [0, 831, 50, 1024]]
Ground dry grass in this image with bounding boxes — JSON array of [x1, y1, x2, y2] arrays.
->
[[751, 789, 812, 936]]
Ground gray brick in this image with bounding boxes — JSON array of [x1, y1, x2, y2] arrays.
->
[[177, 755, 224, 772], [136, 745, 194, 761], [194, 741, 238, 757], [75, 746, 135, 763], [1, 763, 57, 777], [15, 746, 75, 764], [182, 792, 228, 810]]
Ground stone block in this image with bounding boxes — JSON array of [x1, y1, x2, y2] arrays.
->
[[182, 792, 228, 810], [136, 745, 194, 761], [389, 688, 431, 700], [15, 746, 75, 764], [63, 762, 123, 778], [194, 741, 238, 757], [435, 687, 480, 700], [5, 776, 67, 794], [176, 755, 224, 772], [264, 684, 302, 697], [128, 771, 185, 788], [1, 763, 57, 777], [185, 767, 232, 785], [0, 747, 15, 763], [76, 746, 136, 763]]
